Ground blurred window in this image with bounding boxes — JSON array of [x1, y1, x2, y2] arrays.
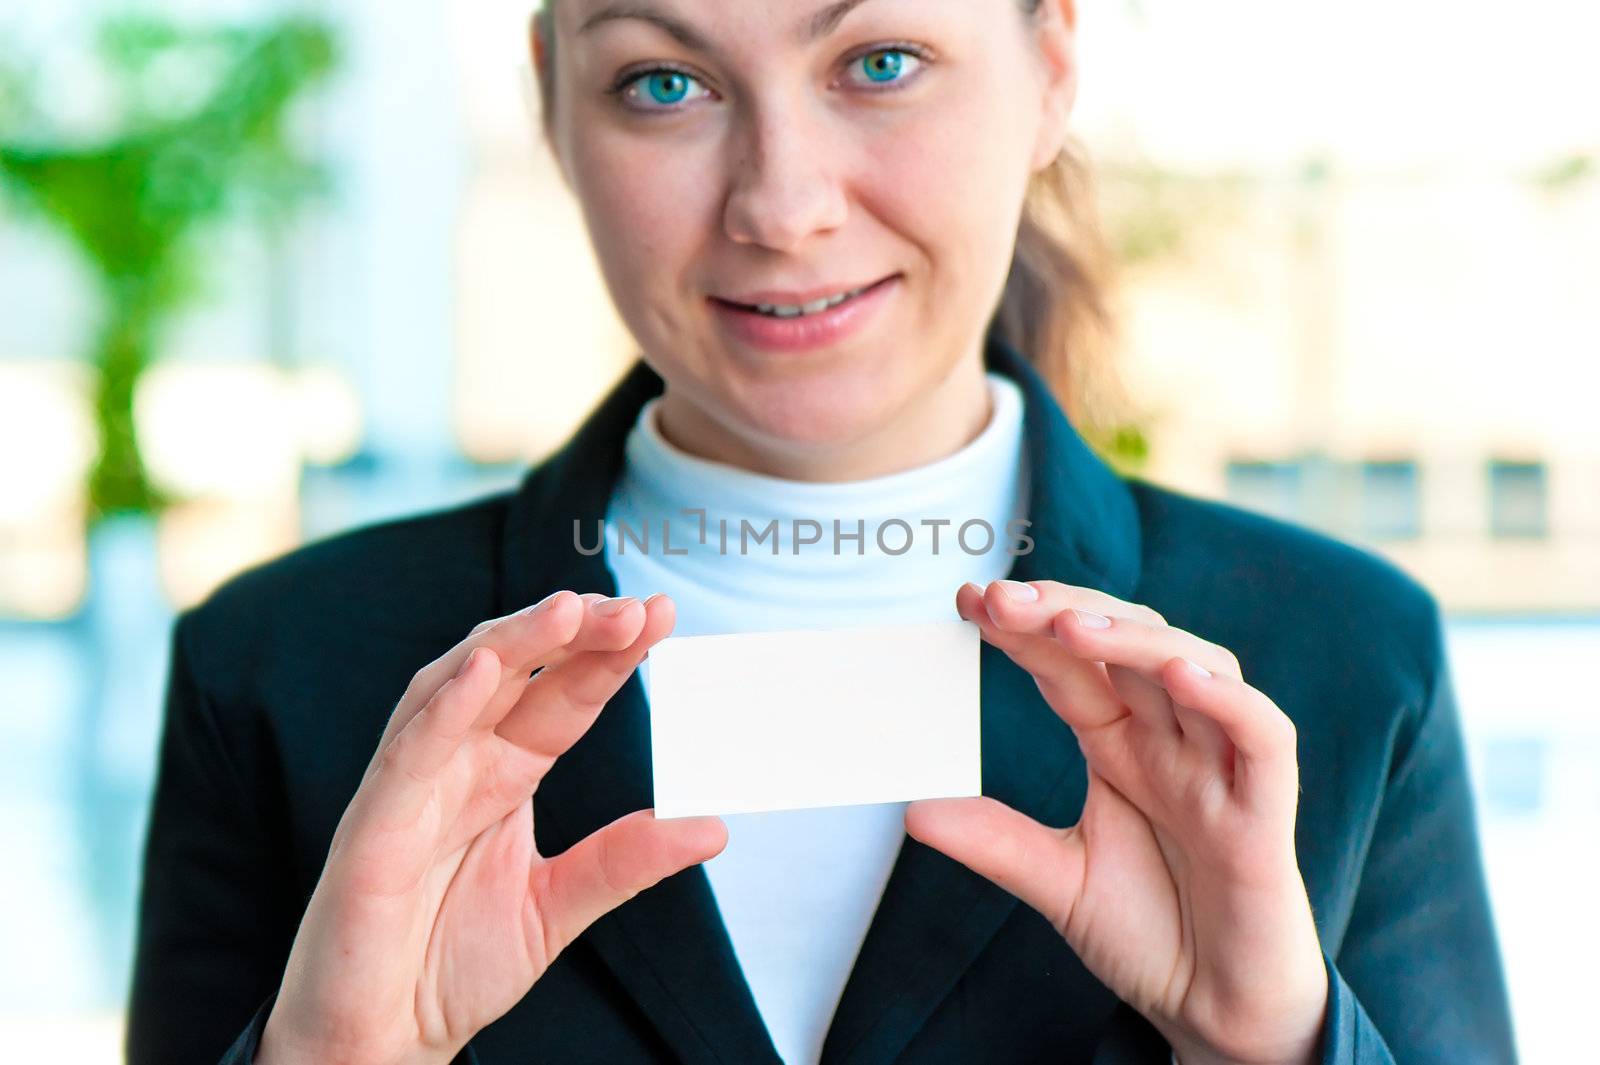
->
[[1488, 460, 1549, 539], [1481, 736, 1548, 816], [1359, 459, 1422, 541], [1225, 458, 1306, 524]]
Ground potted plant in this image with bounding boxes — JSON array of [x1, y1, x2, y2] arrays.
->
[[0, 11, 338, 1004]]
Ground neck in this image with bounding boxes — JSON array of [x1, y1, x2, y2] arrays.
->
[[651, 353, 993, 482]]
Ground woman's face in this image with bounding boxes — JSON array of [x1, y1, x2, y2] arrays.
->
[[535, 0, 1077, 477]]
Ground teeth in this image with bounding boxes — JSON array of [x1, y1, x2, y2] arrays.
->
[[754, 285, 867, 318]]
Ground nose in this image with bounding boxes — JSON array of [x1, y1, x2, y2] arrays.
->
[[722, 103, 849, 252]]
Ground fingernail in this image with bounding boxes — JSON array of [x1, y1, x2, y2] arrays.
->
[[643, 592, 664, 607], [1181, 657, 1211, 678], [524, 590, 564, 615], [454, 647, 480, 679], [997, 580, 1039, 602], [1072, 607, 1111, 629], [592, 596, 636, 617]]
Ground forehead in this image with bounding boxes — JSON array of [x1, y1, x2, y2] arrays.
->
[[563, 0, 950, 50]]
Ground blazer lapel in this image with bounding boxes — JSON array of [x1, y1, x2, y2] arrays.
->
[[497, 358, 781, 1064], [494, 330, 1146, 1065], [818, 336, 1145, 1065]]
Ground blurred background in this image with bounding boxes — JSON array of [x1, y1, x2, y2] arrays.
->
[[0, 0, 1595, 1060]]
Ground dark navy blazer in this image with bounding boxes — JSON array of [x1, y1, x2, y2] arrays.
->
[[127, 330, 1517, 1064]]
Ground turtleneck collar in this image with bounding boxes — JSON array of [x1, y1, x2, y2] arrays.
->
[[603, 372, 1030, 629], [499, 328, 1144, 620]]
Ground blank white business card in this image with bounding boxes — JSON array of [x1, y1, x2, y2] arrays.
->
[[644, 620, 982, 818]]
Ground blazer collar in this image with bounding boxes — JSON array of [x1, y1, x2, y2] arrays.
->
[[495, 329, 1143, 1064]]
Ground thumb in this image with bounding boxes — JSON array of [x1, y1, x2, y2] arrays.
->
[[532, 809, 727, 962], [905, 795, 1084, 936]]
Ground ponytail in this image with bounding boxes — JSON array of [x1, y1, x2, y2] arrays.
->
[[988, 136, 1127, 436]]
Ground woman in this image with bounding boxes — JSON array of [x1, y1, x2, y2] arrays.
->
[[127, 1, 1516, 1063]]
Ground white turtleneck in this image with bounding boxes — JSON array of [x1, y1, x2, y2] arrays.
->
[[603, 371, 1030, 1065]]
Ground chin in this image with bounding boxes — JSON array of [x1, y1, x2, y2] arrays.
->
[[730, 380, 902, 453]]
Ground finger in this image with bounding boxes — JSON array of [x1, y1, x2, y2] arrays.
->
[[421, 592, 646, 726], [1051, 613, 1247, 777], [372, 591, 586, 761], [1101, 660, 1181, 740], [1050, 607, 1241, 686], [974, 578, 1169, 631], [956, 582, 1127, 731], [368, 645, 503, 827], [1159, 656, 1298, 793], [953, 582, 1171, 738], [1169, 697, 1236, 774], [496, 594, 676, 760], [962, 584, 1226, 814], [904, 795, 1084, 939], [1053, 608, 1249, 771], [433, 595, 674, 859], [976, 580, 1241, 684], [380, 592, 650, 765], [531, 809, 727, 964], [523, 593, 650, 672], [980, 580, 1207, 738], [461, 592, 613, 666], [471, 593, 652, 737]]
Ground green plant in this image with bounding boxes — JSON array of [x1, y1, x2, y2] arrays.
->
[[1084, 421, 1153, 478], [0, 14, 338, 526]]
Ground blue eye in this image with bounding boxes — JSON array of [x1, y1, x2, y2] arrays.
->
[[641, 70, 693, 105], [612, 66, 712, 111], [608, 44, 929, 114], [858, 48, 911, 84]]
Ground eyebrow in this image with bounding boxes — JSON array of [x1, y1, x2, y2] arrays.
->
[[577, 0, 878, 50]]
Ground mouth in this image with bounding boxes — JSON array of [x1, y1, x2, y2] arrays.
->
[[711, 275, 900, 319], [707, 273, 902, 354]]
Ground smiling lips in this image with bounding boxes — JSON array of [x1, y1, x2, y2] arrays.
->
[[708, 274, 901, 354], [718, 279, 883, 318]]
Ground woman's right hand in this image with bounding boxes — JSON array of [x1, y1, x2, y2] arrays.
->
[[256, 590, 724, 1065]]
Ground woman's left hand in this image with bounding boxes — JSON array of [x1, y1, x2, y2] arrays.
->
[[905, 579, 1328, 1065]]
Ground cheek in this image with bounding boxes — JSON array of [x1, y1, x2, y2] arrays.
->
[[866, 49, 1038, 226], [568, 127, 719, 308], [856, 95, 1033, 303]]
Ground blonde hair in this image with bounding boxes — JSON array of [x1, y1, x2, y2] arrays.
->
[[532, 0, 1124, 432]]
